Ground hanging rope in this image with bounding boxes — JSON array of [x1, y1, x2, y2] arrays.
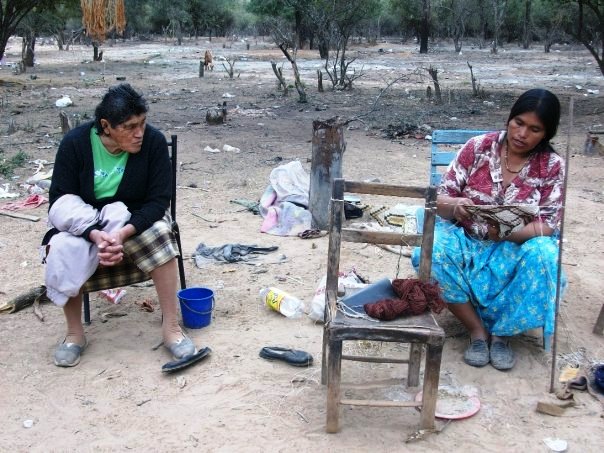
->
[[81, 0, 126, 43]]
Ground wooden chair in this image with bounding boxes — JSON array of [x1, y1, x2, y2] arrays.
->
[[430, 129, 489, 185], [321, 178, 444, 433], [82, 135, 186, 324]]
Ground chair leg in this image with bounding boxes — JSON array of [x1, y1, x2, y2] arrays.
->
[[326, 339, 342, 433], [321, 324, 328, 385], [543, 330, 552, 352], [419, 342, 443, 430], [83, 293, 91, 325], [593, 304, 604, 335], [407, 343, 423, 387], [172, 223, 187, 289]]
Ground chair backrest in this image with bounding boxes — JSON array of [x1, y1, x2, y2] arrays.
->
[[324, 179, 437, 324], [166, 134, 187, 289], [167, 135, 178, 222], [430, 129, 489, 185]]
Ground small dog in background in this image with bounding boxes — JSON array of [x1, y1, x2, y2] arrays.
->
[[204, 50, 214, 71]]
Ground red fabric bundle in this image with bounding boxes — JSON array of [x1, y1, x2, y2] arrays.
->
[[363, 278, 446, 321]]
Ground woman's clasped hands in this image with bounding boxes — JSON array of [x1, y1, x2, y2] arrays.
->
[[89, 229, 126, 266]]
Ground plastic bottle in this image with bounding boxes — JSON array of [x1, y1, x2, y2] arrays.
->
[[259, 287, 306, 319]]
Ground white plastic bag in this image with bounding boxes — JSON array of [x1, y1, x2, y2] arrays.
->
[[308, 270, 366, 322]]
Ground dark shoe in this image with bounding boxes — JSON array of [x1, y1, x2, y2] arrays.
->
[[463, 339, 489, 367], [162, 347, 212, 373], [54, 337, 88, 367], [490, 340, 516, 370], [165, 334, 197, 360], [259, 346, 313, 367]]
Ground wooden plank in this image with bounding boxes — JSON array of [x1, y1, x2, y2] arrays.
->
[[0, 210, 40, 222], [340, 378, 406, 389], [407, 344, 423, 387], [310, 121, 344, 229], [326, 340, 343, 433], [326, 200, 343, 321], [342, 181, 426, 199], [419, 342, 444, 430], [340, 399, 422, 408], [341, 354, 410, 364], [342, 229, 422, 246], [432, 129, 489, 143], [431, 151, 458, 165], [418, 187, 437, 281]]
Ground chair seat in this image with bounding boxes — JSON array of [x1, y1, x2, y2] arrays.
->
[[330, 310, 444, 345]]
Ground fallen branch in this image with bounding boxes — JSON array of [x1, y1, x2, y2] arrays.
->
[[0, 211, 40, 222]]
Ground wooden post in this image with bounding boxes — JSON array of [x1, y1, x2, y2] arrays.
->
[[317, 69, 323, 92], [59, 111, 72, 135], [199, 61, 204, 77], [310, 118, 345, 230]]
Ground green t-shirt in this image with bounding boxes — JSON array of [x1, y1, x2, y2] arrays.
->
[[91, 128, 129, 199]]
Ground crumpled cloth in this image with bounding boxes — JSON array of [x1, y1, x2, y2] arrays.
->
[[0, 194, 48, 211], [259, 160, 312, 236], [193, 243, 279, 267]]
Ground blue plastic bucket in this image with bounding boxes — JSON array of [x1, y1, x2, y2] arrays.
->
[[178, 287, 214, 329]]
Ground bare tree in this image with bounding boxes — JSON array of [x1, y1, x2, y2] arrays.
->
[[270, 19, 307, 103], [491, 0, 508, 54]]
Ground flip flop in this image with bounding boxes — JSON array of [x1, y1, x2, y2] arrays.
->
[[161, 347, 212, 373], [259, 346, 313, 367]]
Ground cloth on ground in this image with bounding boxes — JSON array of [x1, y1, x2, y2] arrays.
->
[[193, 243, 279, 267], [1, 194, 48, 211], [230, 198, 260, 215], [259, 160, 312, 236]]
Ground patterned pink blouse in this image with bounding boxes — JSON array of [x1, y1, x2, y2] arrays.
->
[[439, 131, 565, 238]]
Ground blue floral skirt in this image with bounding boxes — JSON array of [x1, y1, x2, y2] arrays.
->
[[411, 221, 566, 336]]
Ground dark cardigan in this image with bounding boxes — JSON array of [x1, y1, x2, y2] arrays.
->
[[49, 121, 171, 239]]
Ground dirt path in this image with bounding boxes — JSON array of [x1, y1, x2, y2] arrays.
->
[[0, 37, 603, 451]]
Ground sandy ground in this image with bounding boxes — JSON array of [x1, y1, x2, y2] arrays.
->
[[1, 36, 604, 451]]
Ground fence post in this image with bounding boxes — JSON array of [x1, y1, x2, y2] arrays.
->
[[309, 117, 346, 229]]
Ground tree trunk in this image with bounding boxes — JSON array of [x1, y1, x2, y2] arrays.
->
[[427, 66, 442, 103], [339, 44, 348, 86], [419, 0, 431, 54], [318, 38, 329, 59], [93, 44, 102, 61], [317, 70, 323, 92], [22, 32, 36, 67], [56, 30, 66, 51], [453, 34, 462, 53], [522, 0, 531, 49], [270, 61, 288, 95], [310, 118, 345, 229]]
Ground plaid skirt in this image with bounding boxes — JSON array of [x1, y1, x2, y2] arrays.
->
[[82, 214, 179, 293]]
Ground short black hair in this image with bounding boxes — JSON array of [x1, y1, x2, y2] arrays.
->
[[94, 83, 148, 132], [508, 89, 561, 152]]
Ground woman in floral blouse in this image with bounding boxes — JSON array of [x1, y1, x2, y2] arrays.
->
[[413, 89, 565, 370]]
